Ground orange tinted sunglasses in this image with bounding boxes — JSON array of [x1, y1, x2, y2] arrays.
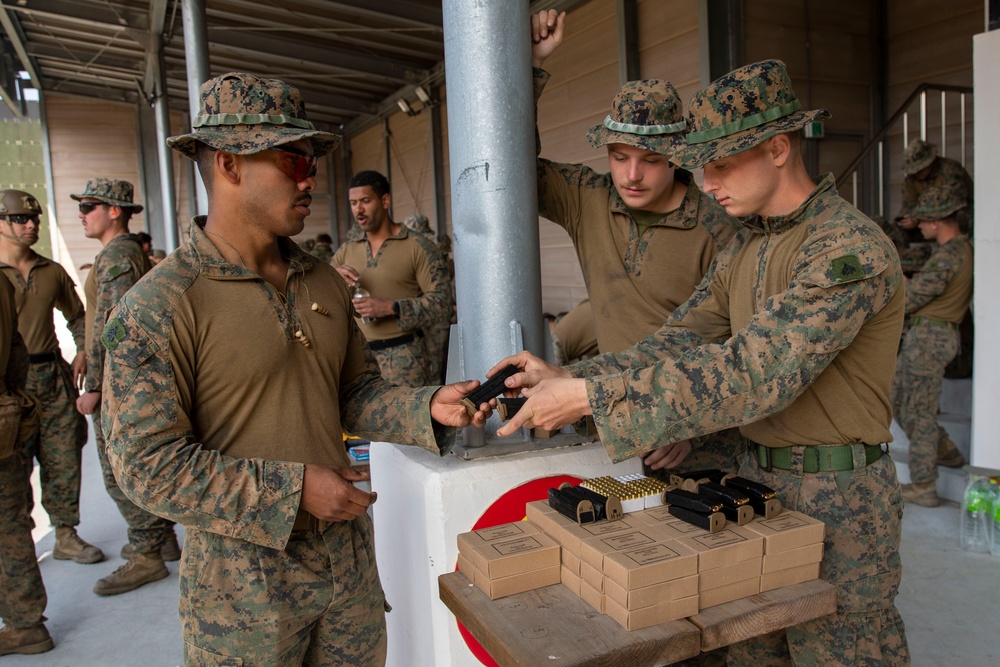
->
[[269, 145, 318, 182]]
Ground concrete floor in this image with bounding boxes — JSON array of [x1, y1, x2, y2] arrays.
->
[[5, 432, 999, 666]]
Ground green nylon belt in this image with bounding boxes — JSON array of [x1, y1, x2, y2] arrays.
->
[[909, 316, 958, 328], [754, 443, 883, 473]]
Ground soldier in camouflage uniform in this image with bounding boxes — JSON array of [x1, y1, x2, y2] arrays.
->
[[497, 59, 909, 666], [332, 171, 453, 387], [309, 233, 334, 264], [100, 72, 489, 666], [0, 277, 54, 656], [530, 10, 743, 475], [403, 213, 454, 383], [0, 189, 104, 565], [894, 185, 973, 507], [72, 179, 178, 595]]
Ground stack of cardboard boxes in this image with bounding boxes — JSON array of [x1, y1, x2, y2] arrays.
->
[[743, 510, 826, 592], [456, 521, 560, 600]]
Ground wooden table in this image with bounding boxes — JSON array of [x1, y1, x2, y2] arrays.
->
[[439, 572, 837, 666]]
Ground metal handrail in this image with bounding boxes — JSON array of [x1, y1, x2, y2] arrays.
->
[[836, 82, 974, 190]]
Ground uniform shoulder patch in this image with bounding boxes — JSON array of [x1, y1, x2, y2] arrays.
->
[[101, 316, 127, 351], [830, 255, 863, 283], [108, 263, 132, 279]]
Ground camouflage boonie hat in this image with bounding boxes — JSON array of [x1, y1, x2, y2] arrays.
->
[[586, 80, 687, 155], [403, 213, 431, 234], [0, 189, 42, 216], [672, 59, 830, 169], [902, 139, 938, 175], [70, 178, 143, 213], [910, 184, 967, 221], [167, 72, 340, 159]]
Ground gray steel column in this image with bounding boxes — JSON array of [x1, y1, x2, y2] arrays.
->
[[152, 41, 179, 251], [182, 0, 210, 214], [443, 0, 544, 444], [135, 99, 167, 247]]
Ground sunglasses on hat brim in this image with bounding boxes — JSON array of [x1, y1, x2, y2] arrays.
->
[[1, 214, 40, 225]]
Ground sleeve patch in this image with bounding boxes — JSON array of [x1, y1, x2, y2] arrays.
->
[[830, 255, 863, 283], [101, 316, 127, 351], [105, 263, 132, 280]]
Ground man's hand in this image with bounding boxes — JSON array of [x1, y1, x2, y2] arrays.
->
[[301, 463, 375, 522], [530, 9, 566, 68], [352, 295, 395, 321], [430, 379, 492, 428], [76, 391, 100, 416], [496, 377, 591, 437], [334, 265, 361, 285], [642, 440, 693, 471], [896, 216, 917, 230], [488, 351, 570, 398], [71, 351, 87, 390]]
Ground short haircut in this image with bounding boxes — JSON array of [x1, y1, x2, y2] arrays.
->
[[135, 232, 152, 245], [316, 233, 333, 244], [117, 207, 134, 228], [348, 170, 390, 198], [195, 142, 216, 196]]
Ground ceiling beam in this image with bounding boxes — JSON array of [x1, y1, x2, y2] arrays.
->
[[0, 0, 42, 88], [1, 0, 147, 31]]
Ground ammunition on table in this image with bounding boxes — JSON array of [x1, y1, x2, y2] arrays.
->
[[461, 364, 519, 416], [496, 396, 527, 422], [668, 505, 727, 533], [722, 475, 782, 519], [698, 482, 754, 526], [558, 483, 623, 522], [548, 487, 596, 525], [662, 488, 727, 533]]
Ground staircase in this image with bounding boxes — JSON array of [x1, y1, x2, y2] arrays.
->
[[889, 377, 971, 503]]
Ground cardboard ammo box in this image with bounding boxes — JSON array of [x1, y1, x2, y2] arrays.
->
[[561, 565, 581, 597], [579, 525, 678, 571], [457, 552, 475, 579], [762, 542, 824, 574], [580, 579, 605, 613], [457, 522, 559, 579], [532, 512, 640, 557], [604, 574, 698, 611], [698, 576, 761, 610], [677, 524, 764, 571], [562, 547, 581, 576], [698, 557, 761, 592], [743, 510, 826, 553], [580, 559, 604, 592], [605, 594, 700, 631], [472, 563, 561, 600], [602, 541, 698, 590], [760, 562, 822, 592]]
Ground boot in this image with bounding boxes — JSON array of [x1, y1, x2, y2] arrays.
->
[[0, 624, 54, 656], [93, 551, 168, 596], [120, 526, 181, 562], [937, 439, 966, 468], [53, 526, 106, 564], [902, 481, 940, 507]]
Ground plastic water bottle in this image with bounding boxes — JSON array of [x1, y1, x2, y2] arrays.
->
[[960, 476, 994, 553], [352, 282, 374, 323], [989, 479, 1000, 557]]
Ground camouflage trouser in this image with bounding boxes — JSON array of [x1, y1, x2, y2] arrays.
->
[[92, 411, 171, 553], [892, 322, 959, 485], [180, 514, 387, 667], [0, 452, 47, 628], [25, 357, 88, 527], [727, 448, 909, 666], [424, 320, 451, 385], [372, 337, 431, 388]]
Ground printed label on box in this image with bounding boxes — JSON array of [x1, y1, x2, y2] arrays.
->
[[492, 536, 546, 556], [689, 530, 748, 549], [475, 523, 534, 542], [623, 543, 685, 566]]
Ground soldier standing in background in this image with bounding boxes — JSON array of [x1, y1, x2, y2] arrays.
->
[[101, 71, 490, 665], [530, 9, 743, 475], [496, 59, 909, 665], [0, 251, 54, 657], [73, 179, 178, 596], [333, 171, 453, 387], [403, 213, 454, 383], [895, 185, 973, 507], [0, 189, 104, 565], [309, 232, 334, 264]]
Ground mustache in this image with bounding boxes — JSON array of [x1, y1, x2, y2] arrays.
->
[[294, 195, 312, 207]]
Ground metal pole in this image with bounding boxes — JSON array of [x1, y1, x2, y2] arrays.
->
[[37, 94, 61, 264], [919, 90, 927, 141], [903, 112, 908, 148], [153, 41, 179, 252], [182, 0, 210, 215], [877, 140, 884, 219], [443, 0, 544, 445], [961, 93, 966, 167], [940, 90, 947, 157]]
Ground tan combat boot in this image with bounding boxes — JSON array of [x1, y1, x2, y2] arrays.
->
[[93, 551, 168, 596], [120, 526, 181, 562], [53, 526, 106, 564], [901, 481, 940, 507], [0, 624, 54, 656], [937, 439, 966, 468]]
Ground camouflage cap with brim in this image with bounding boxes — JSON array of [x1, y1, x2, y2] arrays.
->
[[902, 139, 938, 175], [911, 184, 967, 221], [70, 178, 143, 213], [586, 80, 688, 155], [671, 59, 830, 169], [167, 72, 341, 160]]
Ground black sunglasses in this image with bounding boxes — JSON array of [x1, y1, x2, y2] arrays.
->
[[268, 145, 319, 182], [2, 214, 39, 225], [78, 202, 108, 215]]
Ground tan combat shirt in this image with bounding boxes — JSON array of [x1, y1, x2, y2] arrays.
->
[[1, 254, 85, 355], [332, 226, 452, 342], [1, 277, 27, 394], [575, 175, 904, 461], [906, 235, 973, 324], [102, 221, 451, 550]]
